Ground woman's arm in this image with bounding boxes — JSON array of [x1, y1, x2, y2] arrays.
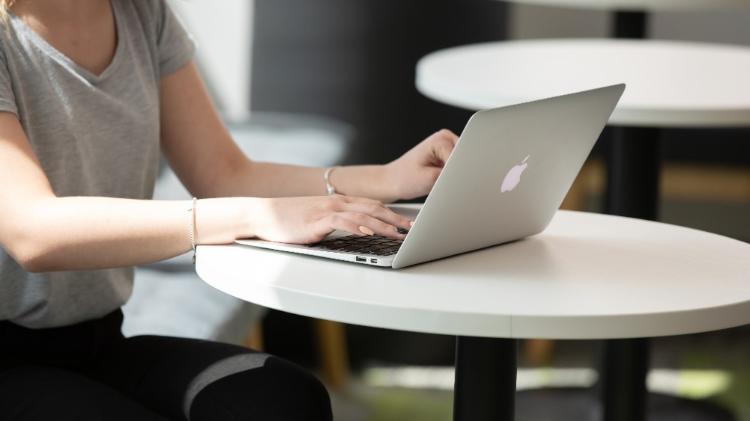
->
[[0, 113, 410, 273], [159, 63, 458, 202], [0, 112, 249, 271]]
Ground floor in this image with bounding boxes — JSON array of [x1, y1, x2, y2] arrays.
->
[[328, 311, 750, 421]]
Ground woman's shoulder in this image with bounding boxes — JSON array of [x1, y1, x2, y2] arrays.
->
[[120, 0, 195, 77], [122, 0, 175, 41], [0, 18, 23, 71]]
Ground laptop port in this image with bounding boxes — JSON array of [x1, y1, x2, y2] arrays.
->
[[370, 258, 378, 264], [356, 256, 366, 262]]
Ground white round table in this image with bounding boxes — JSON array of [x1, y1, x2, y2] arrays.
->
[[417, 39, 750, 128], [196, 209, 750, 421], [417, 38, 750, 219]]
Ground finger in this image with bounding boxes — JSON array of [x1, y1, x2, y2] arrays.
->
[[337, 212, 406, 240], [317, 214, 367, 238], [433, 141, 454, 166], [437, 128, 459, 145], [318, 213, 398, 240], [330, 197, 413, 230], [343, 201, 412, 229], [427, 167, 441, 185]]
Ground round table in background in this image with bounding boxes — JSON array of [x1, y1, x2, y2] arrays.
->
[[416, 39, 750, 219], [196, 208, 750, 421], [416, 40, 750, 128], [416, 38, 750, 220]]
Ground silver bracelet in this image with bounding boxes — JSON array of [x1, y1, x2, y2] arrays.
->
[[323, 167, 338, 195], [188, 197, 197, 264]]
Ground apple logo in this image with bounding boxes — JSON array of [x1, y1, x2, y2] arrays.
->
[[501, 155, 530, 193]]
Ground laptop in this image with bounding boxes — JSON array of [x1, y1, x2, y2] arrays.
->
[[236, 84, 625, 269]]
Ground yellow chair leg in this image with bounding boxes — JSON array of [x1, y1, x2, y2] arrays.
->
[[244, 321, 264, 351], [314, 319, 350, 392], [561, 160, 599, 211], [523, 339, 556, 366]]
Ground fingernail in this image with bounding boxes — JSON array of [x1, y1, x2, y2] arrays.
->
[[358, 226, 375, 236]]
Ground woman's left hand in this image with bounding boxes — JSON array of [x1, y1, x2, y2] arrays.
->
[[384, 129, 459, 201]]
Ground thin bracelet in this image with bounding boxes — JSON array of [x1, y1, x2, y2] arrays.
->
[[188, 197, 197, 264], [323, 167, 338, 195]]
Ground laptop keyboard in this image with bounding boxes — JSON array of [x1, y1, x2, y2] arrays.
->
[[312, 235, 403, 256]]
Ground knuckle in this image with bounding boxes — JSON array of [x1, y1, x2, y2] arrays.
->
[[380, 223, 394, 233], [326, 197, 342, 211], [328, 214, 343, 225]]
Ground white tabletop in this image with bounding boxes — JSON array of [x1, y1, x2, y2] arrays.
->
[[501, 0, 749, 11], [196, 209, 750, 340], [416, 39, 750, 127]]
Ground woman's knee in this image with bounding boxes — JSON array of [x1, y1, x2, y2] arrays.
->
[[189, 354, 332, 421]]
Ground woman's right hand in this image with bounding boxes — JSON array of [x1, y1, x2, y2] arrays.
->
[[245, 195, 413, 245]]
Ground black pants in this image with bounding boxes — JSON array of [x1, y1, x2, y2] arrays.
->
[[0, 311, 332, 421]]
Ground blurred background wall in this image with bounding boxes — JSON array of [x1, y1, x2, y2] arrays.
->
[[249, 0, 508, 164], [170, 0, 253, 121], [170, 1, 750, 119]]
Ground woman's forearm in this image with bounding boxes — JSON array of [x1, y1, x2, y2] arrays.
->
[[193, 127, 459, 202], [10, 196, 252, 272], [209, 161, 399, 203]]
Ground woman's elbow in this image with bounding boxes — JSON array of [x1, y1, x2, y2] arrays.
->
[[2, 227, 56, 273], [1, 199, 62, 273], [8, 240, 52, 273]]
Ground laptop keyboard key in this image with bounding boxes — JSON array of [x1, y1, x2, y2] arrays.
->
[[313, 235, 403, 256]]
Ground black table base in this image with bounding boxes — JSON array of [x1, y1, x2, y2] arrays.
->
[[454, 336, 517, 421], [605, 127, 661, 220], [600, 338, 650, 421], [451, 335, 735, 421]]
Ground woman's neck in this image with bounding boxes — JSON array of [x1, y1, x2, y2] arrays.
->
[[10, 0, 118, 77], [12, 0, 111, 25]]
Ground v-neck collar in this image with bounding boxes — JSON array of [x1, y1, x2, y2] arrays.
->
[[10, 0, 125, 85]]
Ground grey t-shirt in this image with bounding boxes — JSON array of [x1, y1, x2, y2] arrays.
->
[[0, 0, 195, 328]]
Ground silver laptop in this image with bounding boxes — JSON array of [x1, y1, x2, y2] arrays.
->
[[236, 84, 625, 269]]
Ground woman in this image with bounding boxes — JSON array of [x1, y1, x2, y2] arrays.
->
[[0, 0, 458, 420]]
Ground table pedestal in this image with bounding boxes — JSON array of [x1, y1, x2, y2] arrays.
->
[[601, 338, 651, 421], [454, 336, 517, 421], [605, 127, 661, 220], [603, 126, 661, 421], [613, 11, 649, 39], [600, 12, 659, 421]]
